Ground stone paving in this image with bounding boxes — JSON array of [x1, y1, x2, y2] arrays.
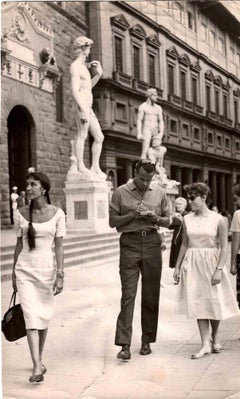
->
[[1, 244, 240, 399]]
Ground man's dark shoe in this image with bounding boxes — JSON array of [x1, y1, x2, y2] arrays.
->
[[140, 343, 152, 355], [117, 345, 131, 360]]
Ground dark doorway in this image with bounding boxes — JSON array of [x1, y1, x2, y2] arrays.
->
[[8, 106, 35, 223]]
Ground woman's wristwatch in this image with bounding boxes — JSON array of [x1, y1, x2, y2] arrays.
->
[[216, 267, 223, 271], [56, 269, 64, 278]]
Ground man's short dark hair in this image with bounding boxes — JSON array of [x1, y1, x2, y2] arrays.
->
[[135, 159, 156, 174]]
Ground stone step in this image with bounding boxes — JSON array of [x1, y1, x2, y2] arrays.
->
[[1, 231, 120, 281], [1, 230, 172, 281], [1, 240, 120, 270], [1, 248, 120, 282], [1, 235, 119, 261], [0, 231, 119, 254]]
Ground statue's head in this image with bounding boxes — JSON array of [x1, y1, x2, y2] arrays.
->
[[146, 88, 157, 102], [72, 36, 93, 59]]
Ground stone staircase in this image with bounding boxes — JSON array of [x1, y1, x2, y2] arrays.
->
[[1, 231, 120, 282], [1, 229, 172, 282]]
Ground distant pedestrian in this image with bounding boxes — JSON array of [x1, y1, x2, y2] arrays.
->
[[173, 183, 239, 359], [17, 190, 28, 208], [12, 169, 66, 383], [109, 159, 170, 360], [11, 186, 18, 212], [221, 210, 232, 241], [168, 197, 188, 277], [230, 184, 240, 308]]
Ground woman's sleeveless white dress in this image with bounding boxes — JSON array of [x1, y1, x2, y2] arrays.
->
[[14, 208, 66, 329], [176, 211, 240, 320]]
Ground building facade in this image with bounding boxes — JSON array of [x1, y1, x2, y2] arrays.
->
[[1, 1, 88, 225], [88, 0, 240, 214], [1, 1, 240, 227]]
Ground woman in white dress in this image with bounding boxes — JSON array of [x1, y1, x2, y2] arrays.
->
[[12, 169, 66, 383], [230, 183, 240, 307], [173, 183, 239, 359]]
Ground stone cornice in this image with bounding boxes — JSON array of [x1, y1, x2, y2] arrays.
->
[[110, 14, 130, 31], [129, 24, 146, 40]]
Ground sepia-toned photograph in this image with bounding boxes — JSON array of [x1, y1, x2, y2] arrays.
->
[[1, 1, 240, 398]]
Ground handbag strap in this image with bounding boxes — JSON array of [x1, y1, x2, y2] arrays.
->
[[9, 291, 17, 308]]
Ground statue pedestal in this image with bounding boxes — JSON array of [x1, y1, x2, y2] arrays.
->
[[64, 177, 110, 233]]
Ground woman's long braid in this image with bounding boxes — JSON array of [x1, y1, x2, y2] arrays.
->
[[45, 191, 51, 204], [27, 199, 36, 250]]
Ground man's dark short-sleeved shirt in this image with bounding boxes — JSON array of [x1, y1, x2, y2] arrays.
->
[[110, 180, 169, 233]]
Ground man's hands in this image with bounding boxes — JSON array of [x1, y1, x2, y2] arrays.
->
[[134, 204, 159, 223], [137, 132, 143, 141], [172, 212, 183, 222]]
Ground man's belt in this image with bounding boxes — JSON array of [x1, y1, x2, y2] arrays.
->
[[123, 229, 157, 237]]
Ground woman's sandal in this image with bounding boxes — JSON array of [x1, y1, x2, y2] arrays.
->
[[41, 364, 47, 374], [212, 344, 222, 353], [191, 349, 211, 359], [29, 374, 44, 383]]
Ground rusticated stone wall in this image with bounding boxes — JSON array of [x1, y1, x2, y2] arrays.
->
[[1, 2, 89, 226]]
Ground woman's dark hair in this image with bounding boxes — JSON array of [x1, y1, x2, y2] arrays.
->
[[184, 182, 211, 202], [27, 171, 51, 251], [135, 159, 156, 174], [233, 184, 240, 197]]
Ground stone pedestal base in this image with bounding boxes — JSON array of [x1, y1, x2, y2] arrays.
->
[[64, 179, 110, 233]]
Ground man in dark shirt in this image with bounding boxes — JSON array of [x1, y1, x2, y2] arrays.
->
[[109, 160, 170, 360]]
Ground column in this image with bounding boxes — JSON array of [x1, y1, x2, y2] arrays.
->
[[220, 173, 226, 211], [210, 171, 217, 206], [225, 174, 233, 214]]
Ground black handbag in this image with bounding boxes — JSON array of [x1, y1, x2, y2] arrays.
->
[[2, 291, 26, 341]]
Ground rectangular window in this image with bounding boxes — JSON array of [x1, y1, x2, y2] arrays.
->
[[209, 30, 216, 47], [56, 75, 64, 122], [208, 131, 213, 144], [217, 135, 222, 147], [237, 53, 240, 67], [188, 11, 194, 30], [225, 138, 230, 149], [182, 123, 189, 138], [206, 85, 211, 111], [192, 77, 197, 104], [193, 127, 200, 141], [236, 141, 240, 152], [175, 2, 183, 22], [170, 119, 177, 134], [223, 94, 228, 118], [218, 37, 225, 55], [234, 100, 239, 123], [133, 45, 140, 80], [115, 36, 123, 72], [201, 23, 207, 42], [180, 71, 186, 100], [148, 53, 156, 86], [116, 102, 127, 122], [168, 64, 174, 95], [230, 46, 235, 63], [215, 90, 219, 115]]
